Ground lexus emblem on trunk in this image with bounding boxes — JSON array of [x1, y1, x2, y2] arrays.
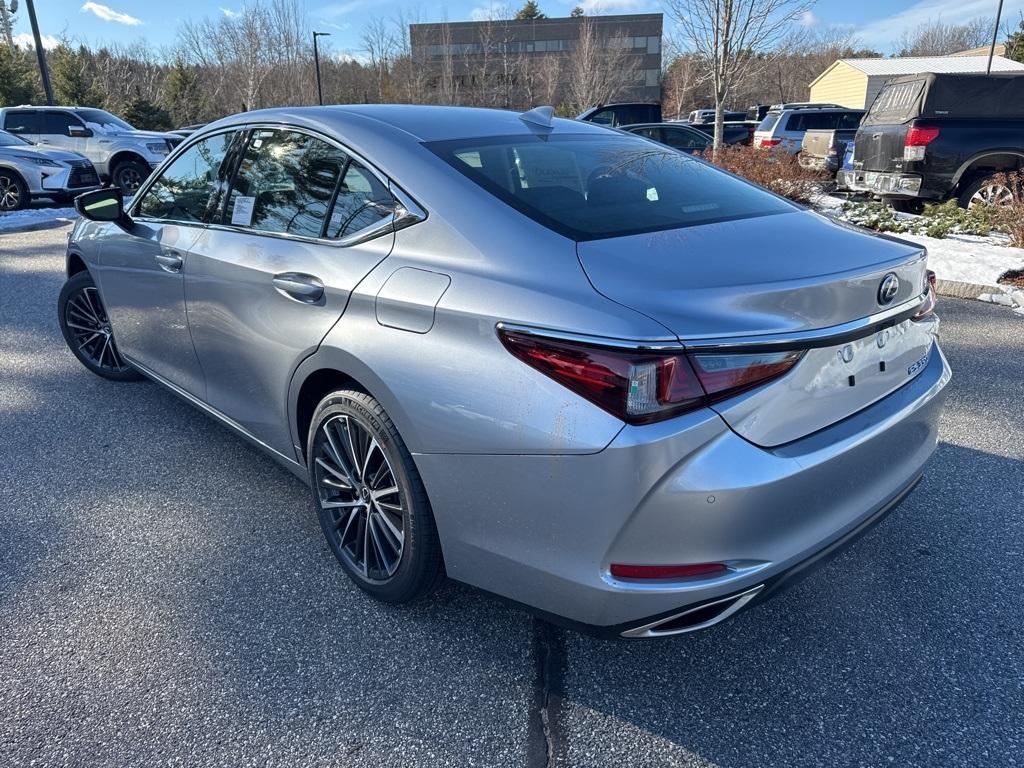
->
[[878, 273, 900, 305]]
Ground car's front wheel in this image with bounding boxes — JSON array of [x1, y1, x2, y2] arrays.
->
[[57, 271, 143, 381], [308, 389, 443, 603], [111, 159, 150, 194], [0, 170, 28, 212]]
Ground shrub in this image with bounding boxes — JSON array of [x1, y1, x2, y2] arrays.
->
[[701, 145, 827, 204], [990, 172, 1024, 248]]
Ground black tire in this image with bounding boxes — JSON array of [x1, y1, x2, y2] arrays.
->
[[57, 271, 144, 381], [308, 389, 443, 603], [958, 174, 1015, 209], [887, 198, 925, 215], [110, 159, 151, 194], [0, 169, 29, 212]]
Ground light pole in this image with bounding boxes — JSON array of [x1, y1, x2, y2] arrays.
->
[[313, 31, 331, 106], [987, 0, 1005, 75], [24, 0, 53, 105]]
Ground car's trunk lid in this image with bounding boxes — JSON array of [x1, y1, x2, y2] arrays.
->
[[576, 209, 932, 445], [852, 122, 908, 173]]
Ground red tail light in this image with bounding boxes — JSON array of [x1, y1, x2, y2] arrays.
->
[[758, 137, 781, 148], [913, 269, 938, 320], [905, 125, 940, 146], [611, 562, 729, 580], [498, 328, 804, 425]]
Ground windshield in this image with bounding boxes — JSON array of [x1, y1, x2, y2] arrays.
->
[[426, 133, 794, 241], [74, 108, 135, 132], [0, 130, 30, 147]]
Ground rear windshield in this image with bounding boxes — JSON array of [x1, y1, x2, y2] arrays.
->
[[426, 133, 794, 241], [864, 80, 925, 125], [757, 113, 780, 132]]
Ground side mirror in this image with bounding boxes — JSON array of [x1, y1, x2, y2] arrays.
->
[[75, 187, 132, 229], [68, 125, 93, 138]]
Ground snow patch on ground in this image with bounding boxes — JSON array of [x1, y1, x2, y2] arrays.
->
[[0, 207, 77, 233]]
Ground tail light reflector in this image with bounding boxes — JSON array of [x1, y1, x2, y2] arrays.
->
[[498, 328, 803, 425], [611, 562, 729, 580], [904, 125, 939, 162], [913, 269, 938, 320]]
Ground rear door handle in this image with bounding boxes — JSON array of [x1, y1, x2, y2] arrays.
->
[[272, 272, 324, 304], [155, 251, 183, 272]]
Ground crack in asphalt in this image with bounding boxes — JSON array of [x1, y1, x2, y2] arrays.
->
[[528, 619, 566, 768]]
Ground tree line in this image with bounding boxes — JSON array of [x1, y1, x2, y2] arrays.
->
[[0, 0, 1022, 131]]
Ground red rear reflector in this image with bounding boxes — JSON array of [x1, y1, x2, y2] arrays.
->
[[611, 563, 730, 580], [905, 126, 939, 146]]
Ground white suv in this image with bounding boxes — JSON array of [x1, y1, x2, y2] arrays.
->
[[0, 107, 183, 193]]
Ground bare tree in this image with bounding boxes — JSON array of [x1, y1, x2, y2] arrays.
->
[[666, 0, 814, 150], [896, 17, 992, 56], [565, 16, 641, 114], [362, 16, 395, 102]]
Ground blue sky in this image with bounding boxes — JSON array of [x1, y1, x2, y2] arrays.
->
[[10, 0, 1022, 58]]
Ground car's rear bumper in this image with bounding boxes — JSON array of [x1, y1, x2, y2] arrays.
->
[[414, 339, 950, 635], [838, 169, 934, 199]]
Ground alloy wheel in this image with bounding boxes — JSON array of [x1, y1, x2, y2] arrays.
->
[[116, 167, 144, 193], [314, 414, 406, 581], [968, 182, 1014, 208], [63, 286, 131, 373], [0, 175, 22, 211]]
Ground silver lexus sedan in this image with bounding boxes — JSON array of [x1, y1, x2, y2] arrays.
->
[[58, 105, 950, 638]]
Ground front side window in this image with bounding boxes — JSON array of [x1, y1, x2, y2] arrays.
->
[[224, 129, 349, 239], [428, 133, 794, 241], [41, 111, 82, 136], [136, 132, 237, 223], [587, 109, 617, 127]]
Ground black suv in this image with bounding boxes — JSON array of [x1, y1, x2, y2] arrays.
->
[[842, 73, 1024, 210]]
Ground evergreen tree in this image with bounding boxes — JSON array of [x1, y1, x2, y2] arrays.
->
[[1006, 15, 1024, 63], [123, 98, 173, 131], [570, 6, 584, 17], [163, 56, 207, 126], [0, 44, 41, 106], [514, 1, 546, 20], [49, 43, 103, 106]]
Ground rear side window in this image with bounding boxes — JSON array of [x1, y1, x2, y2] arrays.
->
[[757, 113, 780, 132], [587, 108, 617, 126], [427, 133, 794, 241], [136, 132, 238, 223], [225, 129, 349, 238], [3, 111, 40, 134], [325, 162, 394, 239], [663, 127, 710, 151]]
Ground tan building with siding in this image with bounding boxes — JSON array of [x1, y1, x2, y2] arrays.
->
[[809, 55, 1024, 109]]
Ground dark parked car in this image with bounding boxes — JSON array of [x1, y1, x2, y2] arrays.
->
[[841, 73, 1024, 211], [799, 128, 858, 174], [577, 103, 662, 127], [688, 109, 747, 125], [688, 120, 755, 146], [622, 122, 712, 153]]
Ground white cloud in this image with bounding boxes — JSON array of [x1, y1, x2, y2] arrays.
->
[[799, 10, 818, 27], [856, 0, 1024, 51], [220, 7, 239, 18], [12, 32, 60, 49], [575, 0, 649, 11], [470, 3, 505, 21], [80, 1, 143, 26], [320, 1, 364, 18]]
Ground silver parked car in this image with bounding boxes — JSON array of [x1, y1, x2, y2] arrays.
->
[[754, 106, 864, 153], [59, 106, 950, 638], [0, 129, 100, 211], [0, 106, 183, 193]]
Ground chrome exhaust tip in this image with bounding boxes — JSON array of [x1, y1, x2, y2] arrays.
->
[[620, 585, 764, 638]]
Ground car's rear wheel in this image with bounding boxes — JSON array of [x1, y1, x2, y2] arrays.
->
[[111, 159, 150, 194], [0, 170, 28, 212], [57, 271, 143, 381], [308, 389, 443, 603], [959, 174, 1016, 209]]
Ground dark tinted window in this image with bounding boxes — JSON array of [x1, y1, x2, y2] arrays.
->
[[41, 111, 83, 136], [325, 162, 395, 239], [631, 126, 663, 141], [224, 129, 349, 238], [429, 133, 794, 241], [587, 108, 617, 126], [662, 126, 710, 151], [837, 112, 864, 130], [137, 132, 237, 223], [3, 111, 40, 134], [865, 80, 925, 124]]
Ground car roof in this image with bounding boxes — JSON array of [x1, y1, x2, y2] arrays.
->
[[622, 122, 701, 130], [203, 104, 612, 145]]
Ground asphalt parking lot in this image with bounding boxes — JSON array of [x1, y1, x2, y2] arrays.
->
[[2, 226, 1022, 767]]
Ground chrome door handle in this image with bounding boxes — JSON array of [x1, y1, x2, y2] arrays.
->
[[272, 273, 324, 303], [155, 251, 183, 273]]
